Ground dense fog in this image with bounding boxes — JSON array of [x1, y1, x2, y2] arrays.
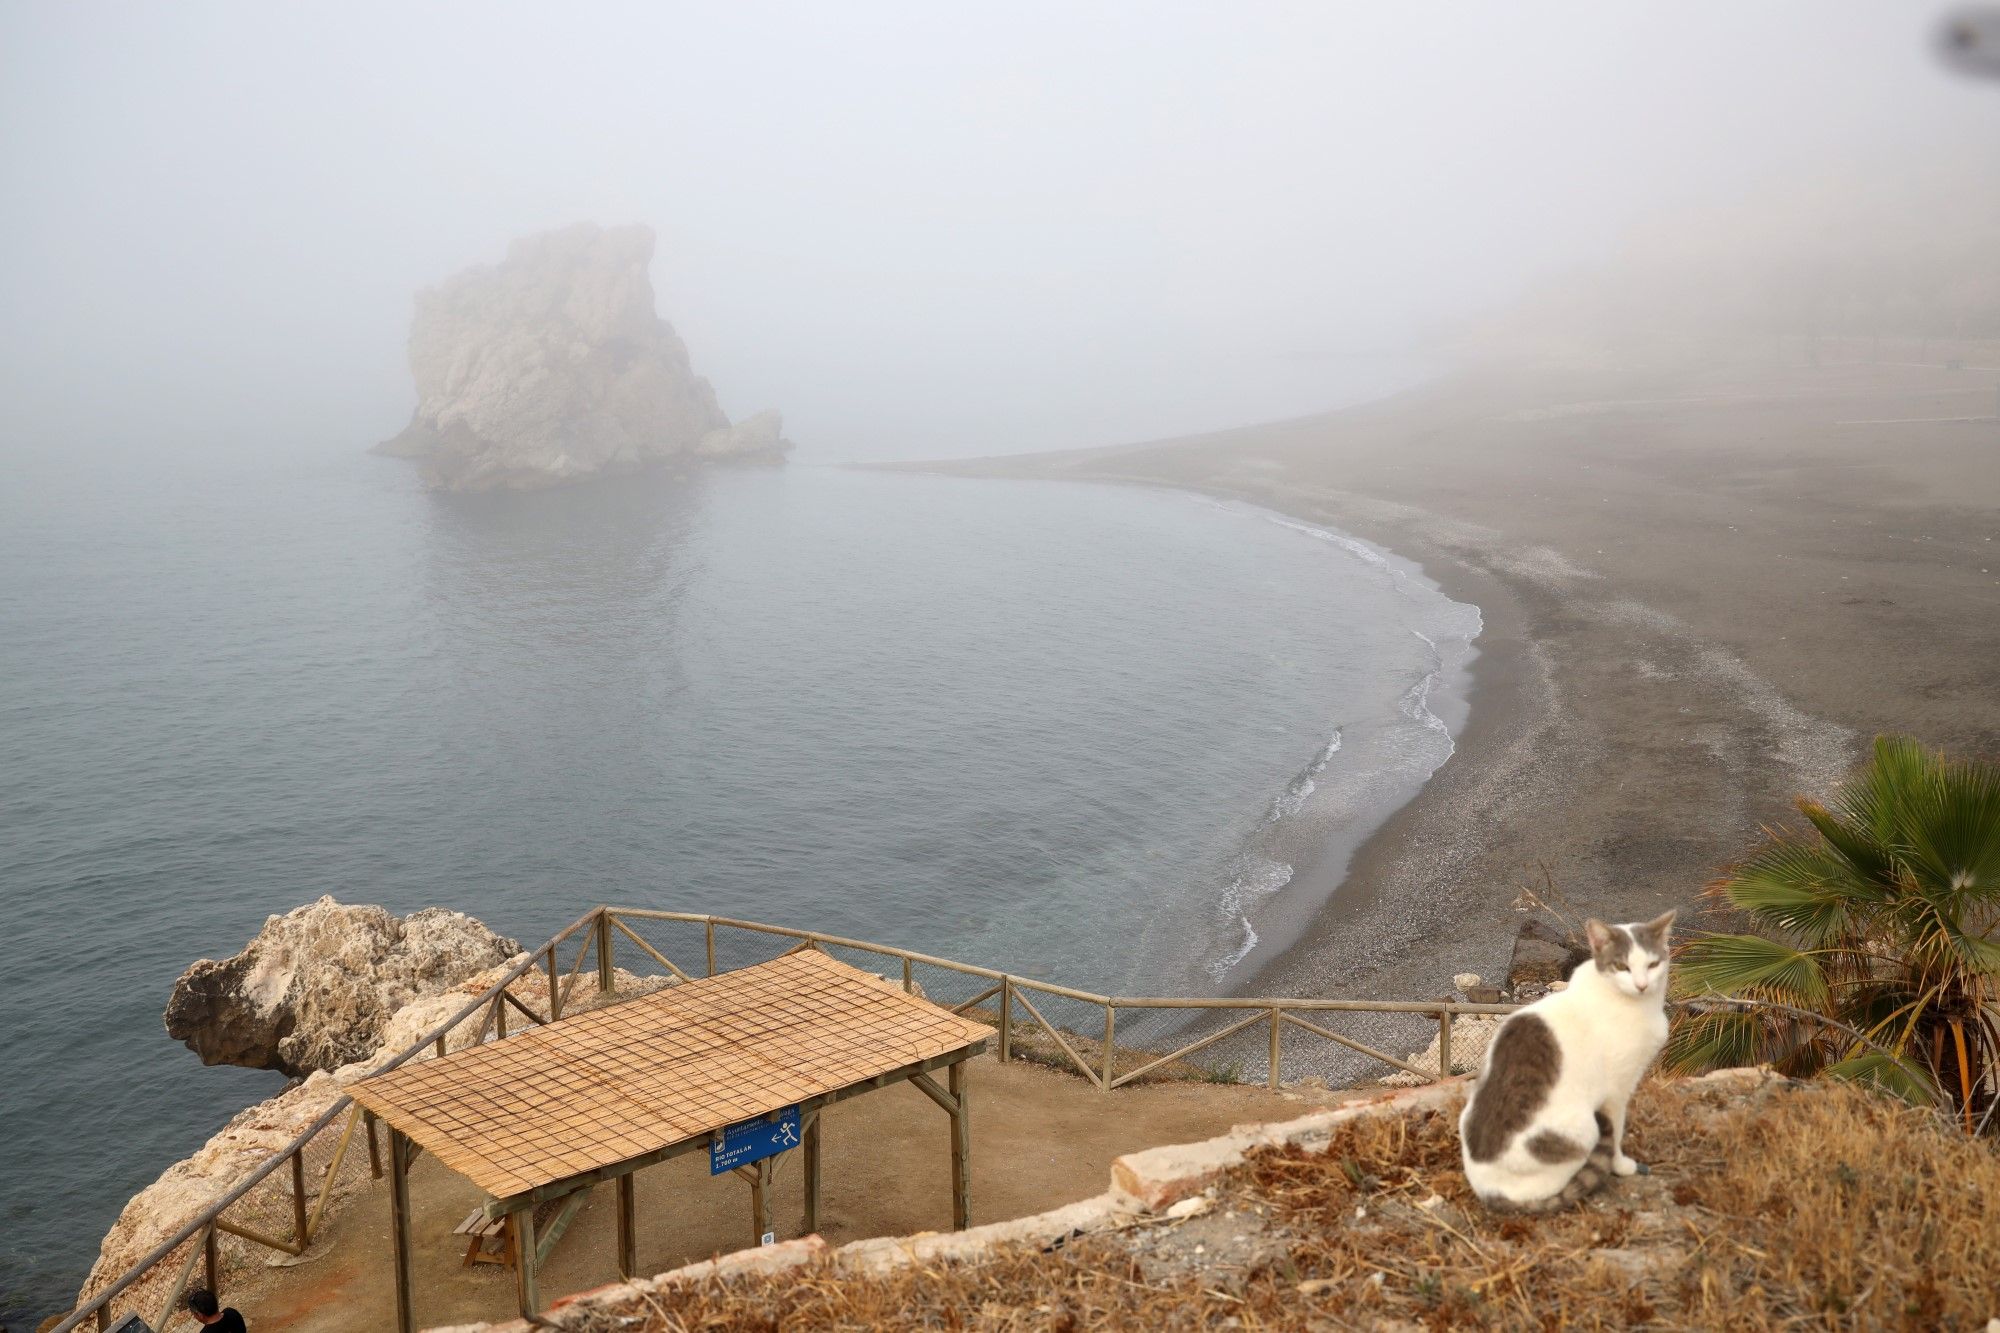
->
[[1, 2, 1992, 461]]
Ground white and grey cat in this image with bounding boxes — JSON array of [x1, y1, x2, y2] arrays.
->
[[1459, 911, 1675, 1212]]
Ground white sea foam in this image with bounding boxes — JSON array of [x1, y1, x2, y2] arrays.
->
[[1266, 729, 1342, 823], [1209, 857, 1295, 979], [1188, 494, 1482, 984]]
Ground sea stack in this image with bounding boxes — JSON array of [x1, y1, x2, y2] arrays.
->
[[375, 222, 792, 491]]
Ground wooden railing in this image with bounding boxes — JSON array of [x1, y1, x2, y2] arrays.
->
[[53, 904, 1513, 1331]]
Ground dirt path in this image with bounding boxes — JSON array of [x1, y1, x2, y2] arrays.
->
[[225, 1053, 1350, 1331]]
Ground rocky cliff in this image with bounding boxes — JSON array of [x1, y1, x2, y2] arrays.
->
[[375, 223, 792, 491], [78, 911, 668, 1319], [163, 896, 520, 1076]]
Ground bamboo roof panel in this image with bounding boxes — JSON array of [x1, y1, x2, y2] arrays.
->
[[349, 948, 991, 1199]]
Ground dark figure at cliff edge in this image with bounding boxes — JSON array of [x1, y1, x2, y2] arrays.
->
[[186, 1289, 246, 1333]]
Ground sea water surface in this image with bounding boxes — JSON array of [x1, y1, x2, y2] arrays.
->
[[0, 450, 1473, 1319]]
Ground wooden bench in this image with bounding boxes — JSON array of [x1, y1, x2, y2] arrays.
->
[[454, 1187, 593, 1269]]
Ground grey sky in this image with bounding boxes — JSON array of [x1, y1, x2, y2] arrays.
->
[[1, 2, 1991, 460]]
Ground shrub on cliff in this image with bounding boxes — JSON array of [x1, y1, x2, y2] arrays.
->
[[1667, 736, 2000, 1133]]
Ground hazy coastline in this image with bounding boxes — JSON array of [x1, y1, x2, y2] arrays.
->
[[900, 345, 2000, 1061]]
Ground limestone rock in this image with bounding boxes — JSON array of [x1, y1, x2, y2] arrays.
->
[[696, 407, 792, 463], [163, 897, 519, 1076], [375, 222, 790, 491], [85, 954, 668, 1314], [1507, 917, 1590, 996]]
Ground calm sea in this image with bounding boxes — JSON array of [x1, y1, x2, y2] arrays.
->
[[0, 447, 1474, 1319]]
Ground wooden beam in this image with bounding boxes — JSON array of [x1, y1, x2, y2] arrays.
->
[[305, 1104, 363, 1242], [514, 1200, 540, 1318], [289, 1149, 310, 1248], [596, 911, 615, 995], [365, 1110, 381, 1180], [388, 1129, 415, 1333], [802, 1109, 822, 1236], [949, 1058, 971, 1231], [616, 1172, 636, 1279], [1108, 1010, 1267, 1090], [481, 1043, 986, 1221], [1102, 1004, 1117, 1091], [153, 1222, 204, 1332], [1009, 988, 1101, 1088], [908, 1070, 957, 1116], [502, 990, 548, 1026], [535, 1188, 591, 1266], [608, 913, 693, 982], [999, 976, 1012, 1062], [1268, 1008, 1282, 1090], [213, 1217, 301, 1255], [1278, 1011, 1435, 1080]]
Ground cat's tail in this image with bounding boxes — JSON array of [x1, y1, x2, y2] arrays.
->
[[1481, 1112, 1615, 1215]]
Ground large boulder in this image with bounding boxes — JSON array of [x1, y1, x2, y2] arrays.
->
[[163, 897, 519, 1076], [1506, 917, 1591, 996], [375, 222, 792, 491]]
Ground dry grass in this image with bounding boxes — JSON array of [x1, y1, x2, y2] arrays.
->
[[555, 1077, 2000, 1332]]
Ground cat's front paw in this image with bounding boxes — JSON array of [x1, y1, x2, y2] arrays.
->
[[1612, 1154, 1646, 1177]]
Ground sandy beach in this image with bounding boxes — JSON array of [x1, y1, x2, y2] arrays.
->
[[905, 347, 2000, 1020]]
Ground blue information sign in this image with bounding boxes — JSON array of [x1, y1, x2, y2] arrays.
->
[[710, 1106, 803, 1175]]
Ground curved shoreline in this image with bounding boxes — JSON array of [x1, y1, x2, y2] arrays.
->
[[880, 353, 1998, 1072]]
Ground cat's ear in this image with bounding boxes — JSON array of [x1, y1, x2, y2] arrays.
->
[[1584, 918, 1614, 951], [1645, 909, 1677, 938]]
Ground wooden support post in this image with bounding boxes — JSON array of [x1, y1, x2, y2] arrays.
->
[[514, 1201, 541, 1318], [756, 1157, 774, 1243], [547, 946, 562, 1020], [496, 993, 508, 1039], [999, 977, 1012, 1062], [1438, 1007, 1454, 1082], [705, 920, 716, 977], [949, 1058, 971, 1230], [1268, 1009, 1282, 1090], [802, 1109, 822, 1234], [366, 1110, 382, 1179], [902, 957, 913, 993], [597, 912, 615, 995], [97, 1308, 109, 1332], [290, 1149, 310, 1247], [203, 1222, 219, 1295], [616, 1172, 637, 1279], [388, 1129, 415, 1333], [1101, 1004, 1116, 1091]]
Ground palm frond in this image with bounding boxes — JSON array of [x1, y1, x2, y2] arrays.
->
[[1677, 934, 1829, 1007], [1824, 1050, 1939, 1107]]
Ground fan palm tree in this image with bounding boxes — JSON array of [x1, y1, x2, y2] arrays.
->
[[1666, 736, 2000, 1132]]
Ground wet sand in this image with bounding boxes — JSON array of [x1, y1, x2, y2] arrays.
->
[[904, 349, 2000, 1055]]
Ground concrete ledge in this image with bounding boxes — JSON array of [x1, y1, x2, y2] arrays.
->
[[422, 1080, 1463, 1331]]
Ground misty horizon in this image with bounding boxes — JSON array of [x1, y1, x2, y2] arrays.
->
[[3, 3, 1993, 464]]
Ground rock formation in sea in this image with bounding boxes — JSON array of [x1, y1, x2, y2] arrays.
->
[[375, 222, 792, 491], [163, 896, 520, 1076]]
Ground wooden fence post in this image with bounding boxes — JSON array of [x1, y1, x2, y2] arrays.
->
[[597, 911, 615, 995], [289, 1149, 309, 1247], [1101, 1004, 1116, 1091], [547, 946, 562, 1020], [1268, 1009, 1282, 1090], [1438, 1007, 1454, 1082], [705, 920, 716, 977], [999, 977, 1012, 1062]]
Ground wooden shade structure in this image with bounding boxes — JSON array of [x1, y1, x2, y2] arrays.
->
[[349, 948, 991, 1331]]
